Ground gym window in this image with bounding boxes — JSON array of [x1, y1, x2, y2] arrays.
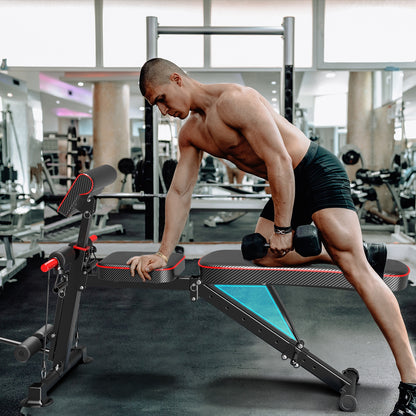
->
[[0, 0, 96, 67], [324, 0, 416, 64], [102, 0, 204, 68], [210, 0, 313, 68]]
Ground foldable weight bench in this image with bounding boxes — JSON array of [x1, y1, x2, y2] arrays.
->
[[4, 165, 409, 415], [91, 249, 410, 412]]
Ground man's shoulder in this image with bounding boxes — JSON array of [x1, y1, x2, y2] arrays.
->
[[178, 114, 201, 143], [216, 84, 257, 108], [181, 112, 200, 130]]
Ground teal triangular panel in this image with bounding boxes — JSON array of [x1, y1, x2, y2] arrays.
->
[[215, 285, 296, 341]]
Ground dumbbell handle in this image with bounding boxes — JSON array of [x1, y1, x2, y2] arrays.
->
[[254, 237, 288, 253], [241, 225, 321, 260]]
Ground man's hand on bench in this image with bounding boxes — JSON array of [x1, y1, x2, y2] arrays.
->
[[127, 253, 167, 281]]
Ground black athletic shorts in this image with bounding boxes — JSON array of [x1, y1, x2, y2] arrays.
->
[[260, 141, 356, 227]]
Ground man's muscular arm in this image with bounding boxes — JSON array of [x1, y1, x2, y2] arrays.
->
[[219, 88, 295, 256], [159, 141, 202, 259], [127, 134, 202, 280]]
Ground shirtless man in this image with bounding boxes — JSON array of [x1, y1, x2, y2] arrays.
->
[[129, 58, 416, 415]]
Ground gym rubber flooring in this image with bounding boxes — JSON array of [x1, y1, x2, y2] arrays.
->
[[1, 210, 415, 416]]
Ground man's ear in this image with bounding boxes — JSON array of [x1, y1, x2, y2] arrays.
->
[[170, 73, 182, 86]]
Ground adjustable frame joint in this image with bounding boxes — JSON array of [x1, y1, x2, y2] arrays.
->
[[189, 277, 201, 302], [290, 340, 305, 368]]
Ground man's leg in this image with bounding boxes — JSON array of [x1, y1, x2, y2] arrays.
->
[[255, 207, 416, 383], [313, 208, 416, 383]]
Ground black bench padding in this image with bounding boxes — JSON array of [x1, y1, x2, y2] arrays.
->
[[198, 250, 409, 291], [58, 165, 117, 217], [97, 252, 185, 284]]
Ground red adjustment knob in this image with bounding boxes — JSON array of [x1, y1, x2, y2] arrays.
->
[[90, 235, 98, 242], [40, 258, 59, 273]]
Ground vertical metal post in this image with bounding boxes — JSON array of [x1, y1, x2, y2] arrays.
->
[[281, 16, 295, 123], [146, 16, 158, 60], [94, 0, 103, 68], [203, 0, 212, 68], [145, 16, 160, 242], [1, 110, 8, 165]]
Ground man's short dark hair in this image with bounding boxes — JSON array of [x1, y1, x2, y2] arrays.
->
[[139, 58, 187, 97]]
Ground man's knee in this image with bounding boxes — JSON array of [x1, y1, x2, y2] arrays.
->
[[253, 255, 285, 268], [332, 250, 379, 292]]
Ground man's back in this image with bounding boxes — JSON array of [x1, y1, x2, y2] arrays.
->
[[179, 82, 310, 177]]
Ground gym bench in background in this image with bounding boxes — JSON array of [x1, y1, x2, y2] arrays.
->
[[0, 165, 410, 414]]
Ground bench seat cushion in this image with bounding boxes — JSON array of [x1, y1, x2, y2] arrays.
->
[[97, 252, 185, 284], [198, 250, 409, 291]]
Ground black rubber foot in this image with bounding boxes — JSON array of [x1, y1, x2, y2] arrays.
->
[[339, 393, 358, 412], [20, 396, 53, 415], [339, 368, 360, 412]]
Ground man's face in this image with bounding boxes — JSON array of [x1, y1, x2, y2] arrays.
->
[[146, 74, 189, 119]]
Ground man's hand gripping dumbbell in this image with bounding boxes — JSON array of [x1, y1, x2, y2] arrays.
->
[[241, 224, 386, 280], [241, 224, 321, 260]]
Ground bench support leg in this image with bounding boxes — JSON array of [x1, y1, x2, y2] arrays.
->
[[199, 284, 359, 412]]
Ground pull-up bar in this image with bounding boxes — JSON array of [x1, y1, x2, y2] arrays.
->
[[144, 16, 295, 242], [157, 26, 285, 35]]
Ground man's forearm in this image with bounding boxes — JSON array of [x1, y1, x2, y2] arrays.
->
[[267, 160, 295, 227], [157, 190, 192, 258]]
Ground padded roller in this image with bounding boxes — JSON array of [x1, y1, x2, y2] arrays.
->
[[14, 324, 54, 363], [198, 250, 409, 291], [97, 252, 185, 285], [58, 165, 117, 217], [86, 164, 117, 192]]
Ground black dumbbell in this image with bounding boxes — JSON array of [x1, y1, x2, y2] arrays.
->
[[241, 224, 321, 260]]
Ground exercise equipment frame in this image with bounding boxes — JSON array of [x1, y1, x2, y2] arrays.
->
[[144, 16, 294, 242], [19, 253, 360, 413]]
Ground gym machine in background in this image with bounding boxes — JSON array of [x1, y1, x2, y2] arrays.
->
[[0, 165, 410, 413], [0, 98, 43, 287], [341, 145, 416, 238], [144, 16, 295, 242], [1, 104, 24, 199]]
